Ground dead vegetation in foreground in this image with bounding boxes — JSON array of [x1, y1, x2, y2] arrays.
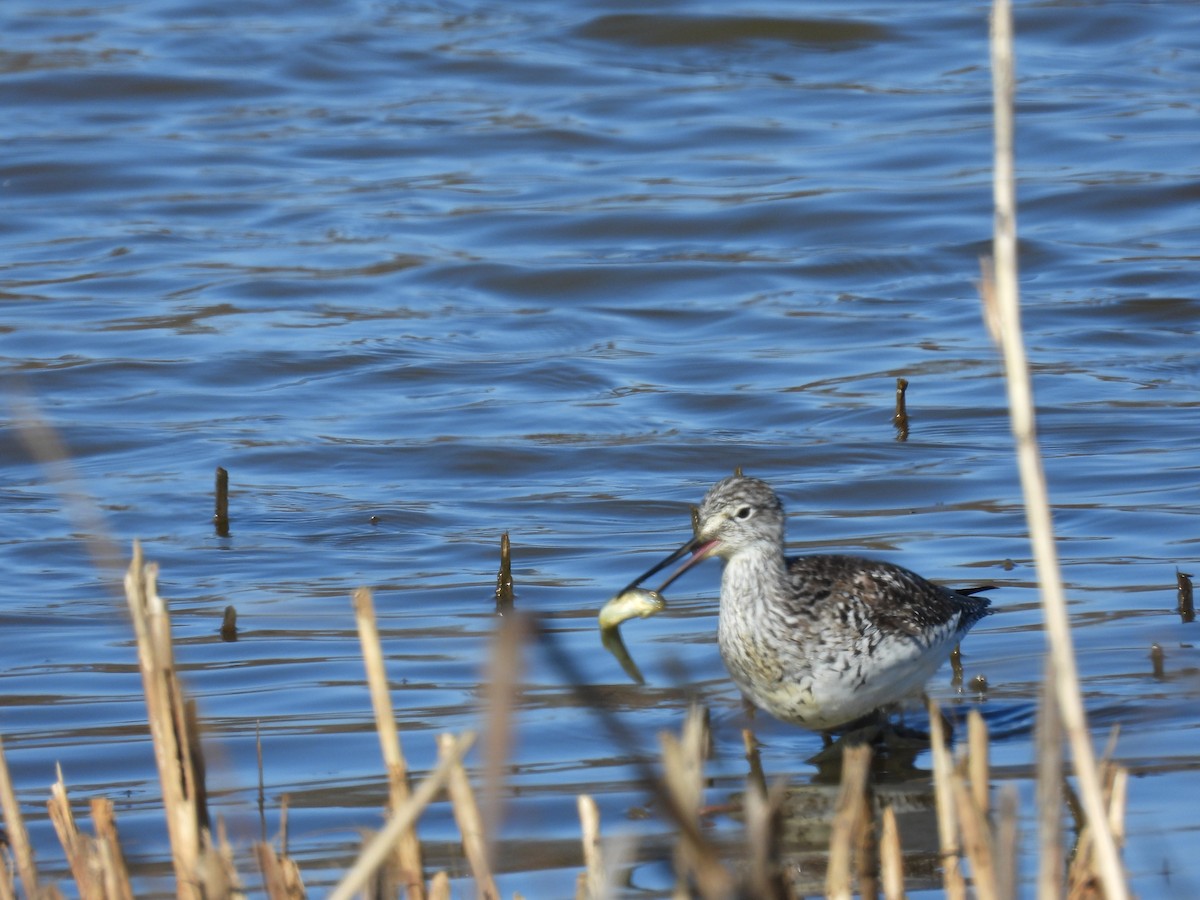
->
[[0, 540, 1128, 900]]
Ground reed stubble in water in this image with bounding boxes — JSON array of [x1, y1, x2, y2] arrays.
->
[[0, 534, 1133, 899]]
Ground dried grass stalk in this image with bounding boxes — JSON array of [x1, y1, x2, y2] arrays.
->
[[352, 587, 425, 899], [951, 777, 997, 900], [329, 732, 475, 900], [658, 706, 730, 899], [90, 798, 134, 900], [986, 3, 1127, 897], [929, 702, 966, 900], [124, 541, 215, 898], [47, 766, 97, 899], [0, 734, 39, 899], [577, 794, 604, 900], [743, 777, 790, 900], [967, 711, 990, 816], [427, 871, 451, 899], [438, 732, 499, 899], [878, 805, 905, 900], [1035, 663, 1064, 899], [255, 841, 306, 899], [994, 786, 1020, 900], [481, 608, 528, 878], [825, 743, 872, 900]]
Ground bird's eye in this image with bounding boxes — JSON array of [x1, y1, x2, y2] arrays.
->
[[735, 506, 753, 520]]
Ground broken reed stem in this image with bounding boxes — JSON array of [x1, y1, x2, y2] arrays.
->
[[994, 786, 1020, 900], [124, 541, 211, 899], [47, 766, 94, 899], [878, 805, 904, 900], [438, 733, 499, 900], [968, 711, 990, 816], [329, 732, 476, 900], [825, 743, 873, 900], [659, 706, 731, 899], [987, 2, 1127, 898], [928, 701, 966, 900], [1036, 661, 1064, 898], [577, 795, 604, 900], [0, 734, 39, 898], [481, 609, 528, 877], [952, 778, 997, 900], [91, 798, 135, 900], [352, 586, 425, 899], [254, 841, 305, 900]]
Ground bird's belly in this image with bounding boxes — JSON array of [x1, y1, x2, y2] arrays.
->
[[719, 628, 954, 731]]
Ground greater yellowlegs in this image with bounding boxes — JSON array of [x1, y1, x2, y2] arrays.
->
[[623, 474, 992, 732]]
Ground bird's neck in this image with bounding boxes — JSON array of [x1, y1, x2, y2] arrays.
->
[[720, 543, 790, 611]]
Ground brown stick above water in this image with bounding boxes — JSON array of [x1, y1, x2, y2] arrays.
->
[[214, 466, 230, 537]]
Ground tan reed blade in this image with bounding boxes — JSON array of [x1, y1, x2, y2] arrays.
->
[[124, 541, 236, 898], [328, 731, 475, 900], [353, 586, 425, 899], [984, 1, 1128, 896], [438, 732, 499, 899], [0, 734, 40, 898], [825, 743, 873, 900]]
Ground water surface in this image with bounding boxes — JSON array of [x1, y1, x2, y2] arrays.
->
[[2, 0, 1199, 895]]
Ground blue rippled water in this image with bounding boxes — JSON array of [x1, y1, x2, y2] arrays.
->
[[3, 1, 1198, 895]]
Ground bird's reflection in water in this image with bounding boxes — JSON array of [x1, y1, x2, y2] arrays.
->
[[717, 717, 951, 895]]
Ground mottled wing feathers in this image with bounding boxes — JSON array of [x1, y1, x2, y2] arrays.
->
[[783, 554, 992, 638]]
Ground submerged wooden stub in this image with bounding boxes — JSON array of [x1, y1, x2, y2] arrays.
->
[[214, 466, 230, 537], [1150, 643, 1165, 679], [892, 377, 910, 442], [494, 532, 514, 613], [1176, 568, 1194, 623], [220, 605, 238, 642]]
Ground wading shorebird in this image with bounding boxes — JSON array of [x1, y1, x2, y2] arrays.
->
[[622, 474, 992, 732]]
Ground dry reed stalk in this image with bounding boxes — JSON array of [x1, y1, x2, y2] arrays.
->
[[0, 734, 39, 898], [951, 776, 997, 900], [437, 733, 499, 900], [255, 841, 306, 899], [986, 2, 1127, 897], [47, 766, 99, 899], [352, 586, 425, 899], [329, 731, 475, 900], [125, 541, 219, 898], [1035, 663, 1064, 898], [90, 798, 134, 900], [481, 608, 528, 877], [994, 785, 1019, 900], [279, 793, 290, 858], [879, 805, 905, 900], [742, 728, 768, 799], [658, 706, 731, 899], [577, 794, 604, 900], [1067, 754, 1129, 900], [745, 780, 791, 900], [0, 854, 14, 900], [928, 702, 966, 900], [825, 743, 873, 900], [967, 711, 990, 816], [428, 871, 450, 900]]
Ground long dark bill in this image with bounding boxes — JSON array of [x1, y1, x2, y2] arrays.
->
[[619, 535, 717, 596]]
